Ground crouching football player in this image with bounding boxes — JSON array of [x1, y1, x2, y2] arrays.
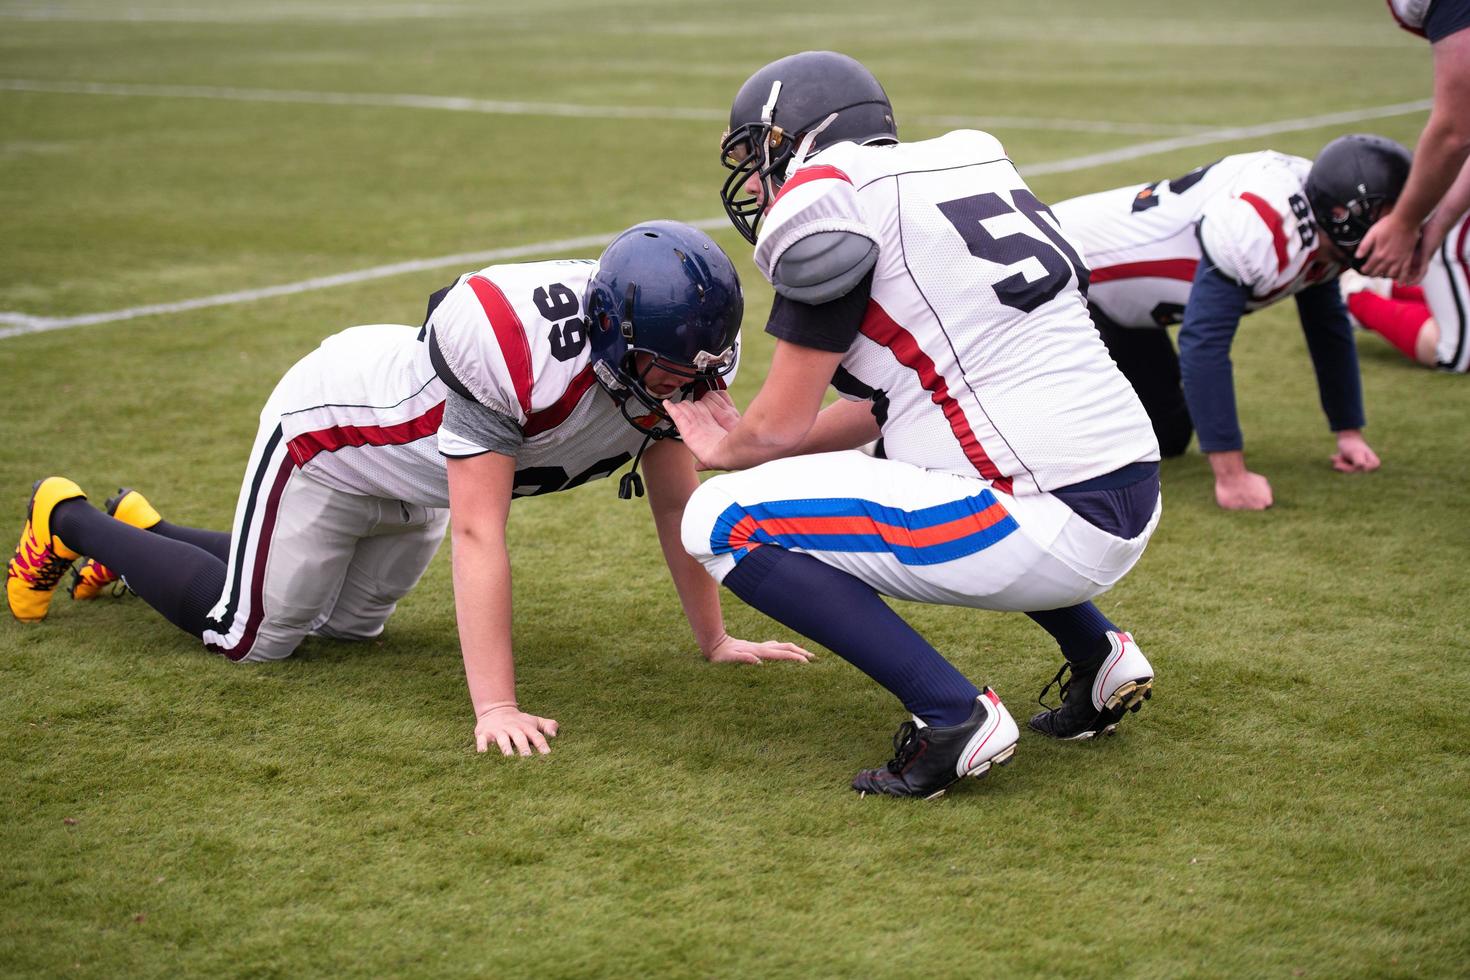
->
[[669, 52, 1161, 799], [6, 221, 810, 756]]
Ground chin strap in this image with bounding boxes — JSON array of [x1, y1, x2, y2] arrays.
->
[[791, 112, 839, 170], [618, 429, 659, 500]]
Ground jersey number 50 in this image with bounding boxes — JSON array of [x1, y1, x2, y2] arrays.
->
[[938, 189, 1090, 313]]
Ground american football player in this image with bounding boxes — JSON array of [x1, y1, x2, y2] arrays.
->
[[669, 51, 1161, 798], [7, 221, 811, 757], [1357, 0, 1470, 279], [1050, 135, 1411, 510], [1341, 154, 1470, 373]]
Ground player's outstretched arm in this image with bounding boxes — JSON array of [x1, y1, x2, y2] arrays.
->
[[1411, 156, 1470, 281], [641, 438, 812, 665], [667, 340, 844, 471], [1359, 28, 1470, 279], [446, 452, 559, 756]]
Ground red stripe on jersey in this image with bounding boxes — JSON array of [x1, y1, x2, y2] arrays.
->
[[772, 165, 852, 208], [1090, 259, 1199, 284], [467, 275, 534, 416], [523, 365, 597, 437], [1239, 192, 1289, 273], [287, 402, 446, 466], [859, 299, 1012, 493]]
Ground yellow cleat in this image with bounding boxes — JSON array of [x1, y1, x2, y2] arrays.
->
[[69, 487, 160, 601], [7, 477, 87, 622]]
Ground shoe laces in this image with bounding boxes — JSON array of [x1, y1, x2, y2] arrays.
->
[[886, 720, 925, 774], [12, 535, 71, 590], [1037, 662, 1072, 712]]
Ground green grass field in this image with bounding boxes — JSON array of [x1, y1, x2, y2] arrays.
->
[[3, 0, 1469, 975]]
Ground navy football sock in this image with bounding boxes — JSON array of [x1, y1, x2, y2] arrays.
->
[[1027, 602, 1117, 667], [151, 520, 231, 563], [722, 546, 980, 727], [52, 499, 225, 638]]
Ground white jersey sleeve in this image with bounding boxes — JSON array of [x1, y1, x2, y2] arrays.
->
[[428, 273, 538, 426], [1198, 157, 1317, 294], [754, 161, 880, 286]]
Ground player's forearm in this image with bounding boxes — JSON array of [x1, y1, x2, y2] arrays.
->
[[1206, 449, 1250, 480], [642, 442, 727, 653], [450, 526, 518, 713], [662, 536, 728, 655], [1394, 111, 1470, 230], [793, 399, 882, 455], [707, 412, 812, 470], [1296, 286, 1366, 433], [1426, 156, 1470, 244]]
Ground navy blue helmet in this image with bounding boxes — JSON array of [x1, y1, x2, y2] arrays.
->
[[720, 51, 897, 244], [586, 221, 742, 441], [1306, 134, 1412, 268]]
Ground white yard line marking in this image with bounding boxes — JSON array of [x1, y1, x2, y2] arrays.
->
[[0, 99, 1433, 341], [0, 223, 732, 339], [0, 79, 727, 123], [0, 79, 1200, 134], [1024, 99, 1433, 176]]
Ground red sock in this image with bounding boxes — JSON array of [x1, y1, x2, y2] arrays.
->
[[1348, 291, 1431, 360], [1391, 282, 1426, 303]]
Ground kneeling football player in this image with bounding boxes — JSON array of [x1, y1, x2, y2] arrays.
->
[[6, 221, 810, 756]]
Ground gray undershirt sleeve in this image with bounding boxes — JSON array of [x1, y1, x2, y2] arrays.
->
[[440, 388, 524, 457]]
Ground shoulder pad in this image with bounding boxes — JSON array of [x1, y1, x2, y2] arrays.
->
[[771, 230, 879, 304]]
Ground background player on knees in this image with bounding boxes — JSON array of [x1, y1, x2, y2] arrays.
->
[[1343, 155, 1470, 373], [7, 221, 810, 757], [1051, 135, 1411, 510], [670, 51, 1161, 799]]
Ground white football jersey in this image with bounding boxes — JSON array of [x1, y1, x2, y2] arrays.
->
[[755, 130, 1159, 496], [1051, 151, 1342, 329], [268, 259, 666, 506], [1388, 0, 1431, 34]]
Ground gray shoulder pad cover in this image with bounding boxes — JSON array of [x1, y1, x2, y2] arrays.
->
[[771, 230, 879, 305]]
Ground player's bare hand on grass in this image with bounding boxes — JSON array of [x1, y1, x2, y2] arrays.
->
[[1214, 470, 1273, 510], [666, 396, 737, 470], [1331, 430, 1381, 473], [475, 704, 559, 756], [704, 633, 815, 664]]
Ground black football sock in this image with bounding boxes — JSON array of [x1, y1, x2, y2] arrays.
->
[[722, 546, 981, 727], [1027, 602, 1117, 667], [52, 499, 225, 638], [149, 520, 231, 563]]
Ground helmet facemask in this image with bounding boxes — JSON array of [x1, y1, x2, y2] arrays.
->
[[587, 290, 738, 439], [720, 81, 795, 245], [1317, 194, 1391, 270]]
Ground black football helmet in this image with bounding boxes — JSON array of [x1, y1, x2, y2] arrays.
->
[[1305, 134, 1412, 269], [586, 221, 742, 442], [720, 51, 897, 244]]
